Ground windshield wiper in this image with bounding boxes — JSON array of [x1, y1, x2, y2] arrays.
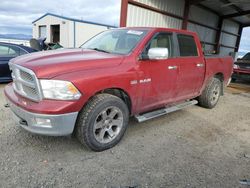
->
[[89, 48, 110, 53]]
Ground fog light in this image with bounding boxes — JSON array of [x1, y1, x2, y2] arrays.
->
[[34, 118, 52, 128]]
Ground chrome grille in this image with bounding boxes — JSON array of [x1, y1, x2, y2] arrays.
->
[[20, 70, 34, 82], [10, 63, 42, 102]]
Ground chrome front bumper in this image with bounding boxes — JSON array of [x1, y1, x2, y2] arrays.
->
[[7, 100, 78, 136]]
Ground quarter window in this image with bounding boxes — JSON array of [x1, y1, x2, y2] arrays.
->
[[177, 34, 198, 57]]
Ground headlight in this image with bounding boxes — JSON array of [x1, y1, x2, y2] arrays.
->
[[40, 80, 81, 100], [233, 64, 239, 69]]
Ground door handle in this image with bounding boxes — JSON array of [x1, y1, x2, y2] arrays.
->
[[168, 66, 178, 70], [196, 63, 204, 67]]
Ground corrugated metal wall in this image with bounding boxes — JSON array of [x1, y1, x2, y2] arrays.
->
[[125, 0, 241, 56], [187, 6, 218, 53], [220, 19, 239, 55], [134, 0, 184, 16], [127, 0, 184, 29]]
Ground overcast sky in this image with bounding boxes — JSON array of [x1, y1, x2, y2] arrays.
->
[[0, 0, 249, 53], [239, 27, 250, 54], [0, 0, 121, 35]]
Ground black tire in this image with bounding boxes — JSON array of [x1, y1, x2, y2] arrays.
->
[[198, 77, 222, 109], [75, 94, 129, 152], [231, 78, 236, 83]]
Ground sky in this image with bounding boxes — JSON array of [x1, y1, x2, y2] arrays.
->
[[0, 0, 249, 53], [0, 0, 121, 35], [239, 27, 250, 54]]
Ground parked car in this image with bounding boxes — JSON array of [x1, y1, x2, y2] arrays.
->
[[0, 42, 37, 82], [232, 52, 250, 82], [4, 28, 233, 151]]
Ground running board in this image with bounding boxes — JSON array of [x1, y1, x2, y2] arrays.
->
[[135, 100, 198, 123]]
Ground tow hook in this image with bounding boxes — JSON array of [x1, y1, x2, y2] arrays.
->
[[4, 104, 10, 108]]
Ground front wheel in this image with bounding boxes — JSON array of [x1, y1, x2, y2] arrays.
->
[[198, 77, 222, 109], [75, 94, 129, 151]]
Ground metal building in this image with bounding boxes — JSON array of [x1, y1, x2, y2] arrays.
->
[[120, 0, 250, 56], [32, 13, 116, 48]]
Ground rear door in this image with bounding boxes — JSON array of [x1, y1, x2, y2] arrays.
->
[[137, 32, 179, 112], [175, 34, 205, 100]]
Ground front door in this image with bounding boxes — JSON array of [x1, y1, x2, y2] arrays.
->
[[137, 32, 179, 112]]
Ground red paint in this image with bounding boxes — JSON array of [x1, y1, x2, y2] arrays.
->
[[182, 1, 190, 30], [5, 27, 233, 116], [233, 69, 250, 74], [120, 0, 128, 27]]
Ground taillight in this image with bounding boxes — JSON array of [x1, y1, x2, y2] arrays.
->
[[233, 64, 239, 69]]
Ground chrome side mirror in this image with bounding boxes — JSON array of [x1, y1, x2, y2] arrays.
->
[[148, 48, 169, 60]]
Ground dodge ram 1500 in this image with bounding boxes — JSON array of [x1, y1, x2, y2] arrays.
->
[[4, 27, 233, 151]]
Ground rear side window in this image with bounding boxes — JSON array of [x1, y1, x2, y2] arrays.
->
[[177, 34, 198, 57], [0, 45, 19, 57]]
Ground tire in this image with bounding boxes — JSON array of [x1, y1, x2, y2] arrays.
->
[[231, 78, 236, 83], [75, 94, 129, 151], [198, 77, 222, 109]]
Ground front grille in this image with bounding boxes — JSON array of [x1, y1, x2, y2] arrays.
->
[[10, 63, 41, 102], [20, 69, 34, 82]]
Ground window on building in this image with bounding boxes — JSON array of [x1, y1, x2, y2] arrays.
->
[[39, 25, 47, 38], [177, 34, 198, 57]]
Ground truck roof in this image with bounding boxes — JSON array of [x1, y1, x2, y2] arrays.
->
[[118, 27, 198, 36]]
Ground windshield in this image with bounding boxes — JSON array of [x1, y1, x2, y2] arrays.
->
[[242, 53, 250, 61], [81, 29, 148, 55]]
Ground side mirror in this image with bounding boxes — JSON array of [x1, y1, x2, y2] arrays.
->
[[148, 48, 169, 60]]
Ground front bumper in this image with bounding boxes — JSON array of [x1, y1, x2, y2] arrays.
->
[[7, 99, 78, 136]]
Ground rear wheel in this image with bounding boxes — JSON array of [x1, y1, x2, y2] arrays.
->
[[75, 94, 129, 151], [198, 77, 222, 109]]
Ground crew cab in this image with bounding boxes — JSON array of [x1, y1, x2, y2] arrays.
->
[[232, 52, 250, 82], [4, 27, 233, 151]]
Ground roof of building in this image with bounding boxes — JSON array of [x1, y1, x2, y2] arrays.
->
[[32, 13, 117, 28], [194, 0, 250, 26]]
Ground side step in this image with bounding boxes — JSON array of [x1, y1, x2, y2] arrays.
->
[[135, 100, 198, 123]]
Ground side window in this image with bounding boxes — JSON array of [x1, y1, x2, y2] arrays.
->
[[19, 48, 27, 56], [143, 33, 173, 57], [0, 45, 19, 57], [177, 34, 198, 57]]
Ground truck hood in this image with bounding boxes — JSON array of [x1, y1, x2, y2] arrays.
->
[[11, 48, 124, 78]]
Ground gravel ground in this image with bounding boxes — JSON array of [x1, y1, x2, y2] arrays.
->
[[0, 83, 250, 188]]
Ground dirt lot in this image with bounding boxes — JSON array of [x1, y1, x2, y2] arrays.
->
[[0, 83, 250, 188]]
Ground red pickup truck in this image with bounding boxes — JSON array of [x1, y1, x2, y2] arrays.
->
[[232, 52, 250, 82], [4, 27, 233, 151]]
